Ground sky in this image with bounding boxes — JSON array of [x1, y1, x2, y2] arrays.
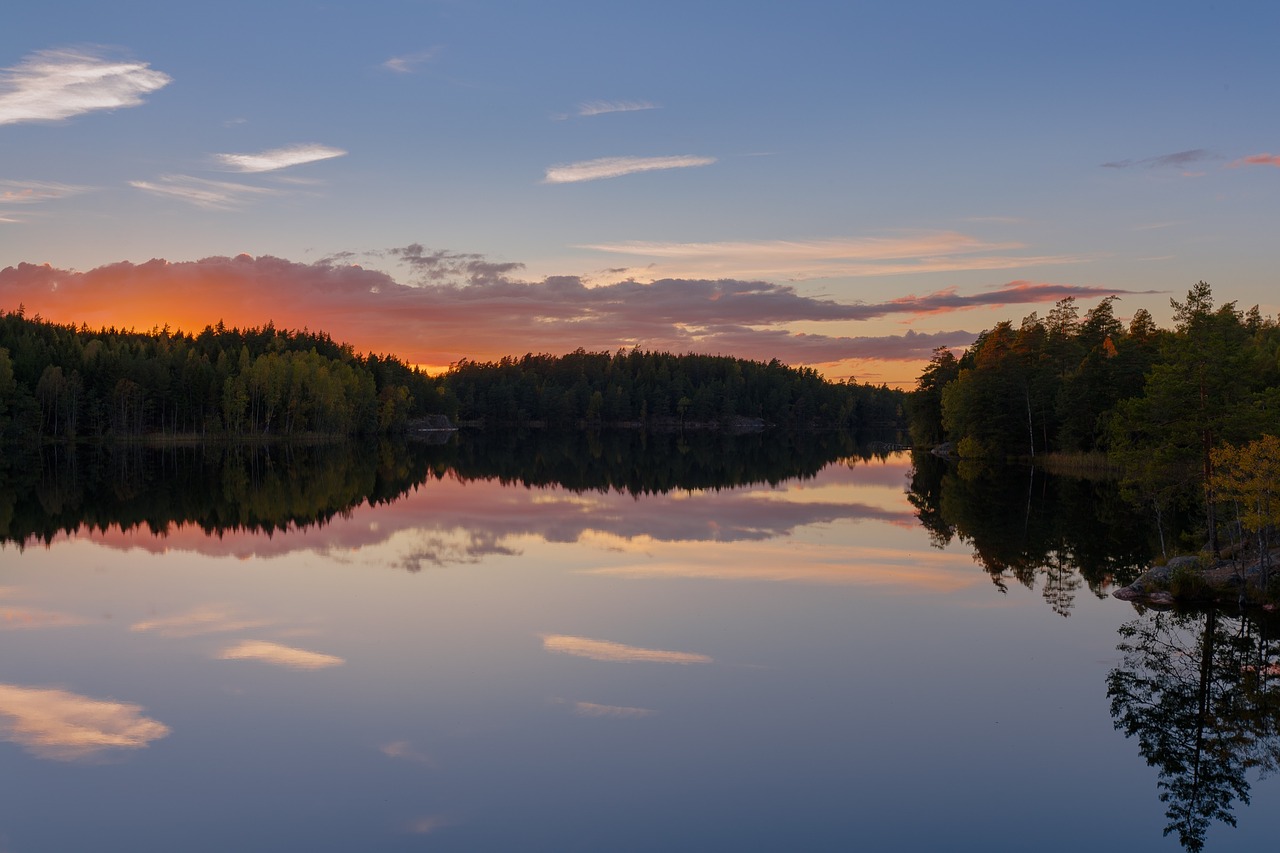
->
[[2, 0, 1278, 385]]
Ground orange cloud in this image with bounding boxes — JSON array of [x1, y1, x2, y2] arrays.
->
[[216, 640, 344, 670], [541, 634, 712, 664], [1228, 153, 1280, 168], [0, 253, 1142, 371], [0, 683, 170, 760]]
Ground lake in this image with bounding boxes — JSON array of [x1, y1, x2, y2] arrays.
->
[[1, 435, 1276, 852]]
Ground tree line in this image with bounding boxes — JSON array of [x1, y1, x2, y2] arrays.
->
[[445, 349, 903, 429], [0, 309, 906, 442], [909, 282, 1280, 559], [0, 309, 445, 441]]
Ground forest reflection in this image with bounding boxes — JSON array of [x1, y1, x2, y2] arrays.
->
[[0, 430, 891, 551], [905, 451, 1157, 615], [3, 435, 1164, 601], [1108, 607, 1280, 852]]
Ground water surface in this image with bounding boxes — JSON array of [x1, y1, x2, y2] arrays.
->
[[0, 438, 1276, 851]]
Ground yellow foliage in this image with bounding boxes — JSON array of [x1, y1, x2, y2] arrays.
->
[[1211, 435, 1280, 539]]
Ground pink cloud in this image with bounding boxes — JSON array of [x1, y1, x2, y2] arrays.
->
[[1227, 153, 1280, 168], [72, 456, 917, 564], [0, 253, 1141, 370]]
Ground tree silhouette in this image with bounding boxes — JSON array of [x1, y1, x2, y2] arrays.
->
[[1107, 609, 1280, 851]]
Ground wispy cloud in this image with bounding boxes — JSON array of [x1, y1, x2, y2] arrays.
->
[[586, 541, 981, 592], [541, 634, 711, 664], [566, 700, 657, 718], [0, 683, 170, 760], [1227, 152, 1280, 168], [382, 50, 437, 74], [381, 740, 437, 765], [0, 180, 89, 205], [0, 605, 84, 630], [0, 47, 170, 126], [131, 605, 270, 638], [579, 232, 1081, 280], [216, 640, 344, 670], [543, 155, 716, 184], [578, 100, 658, 117], [1101, 149, 1216, 169], [0, 589, 84, 630], [407, 816, 452, 835], [214, 143, 347, 173], [129, 175, 277, 210]]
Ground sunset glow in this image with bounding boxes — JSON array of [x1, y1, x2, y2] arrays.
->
[[2, 4, 1277, 387]]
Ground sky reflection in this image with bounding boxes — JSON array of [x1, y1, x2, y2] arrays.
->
[[541, 634, 712, 665], [2, 450, 1276, 850], [70, 455, 915, 570], [0, 683, 170, 761], [216, 640, 345, 670]]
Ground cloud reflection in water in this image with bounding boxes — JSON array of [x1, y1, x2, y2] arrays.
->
[[216, 640, 344, 670], [0, 683, 170, 761], [542, 634, 711, 665]]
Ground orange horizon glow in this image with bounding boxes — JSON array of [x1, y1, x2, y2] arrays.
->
[[0, 256, 955, 385]]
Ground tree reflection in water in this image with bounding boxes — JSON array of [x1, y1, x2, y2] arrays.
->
[[1107, 608, 1280, 851], [906, 451, 1156, 615], [0, 429, 894, 547]]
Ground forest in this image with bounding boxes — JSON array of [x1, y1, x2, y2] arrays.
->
[[0, 309, 444, 440], [445, 349, 902, 429], [0, 309, 905, 442], [909, 282, 1280, 560]]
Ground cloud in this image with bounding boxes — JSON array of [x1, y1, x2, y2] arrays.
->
[[131, 605, 270, 638], [1227, 152, 1280, 169], [585, 541, 981, 592], [129, 175, 277, 210], [0, 253, 1140, 371], [390, 243, 524, 284], [567, 701, 657, 718], [0, 47, 170, 126], [577, 100, 658, 117], [579, 232, 1082, 280], [1101, 149, 1216, 169], [382, 50, 437, 74], [407, 816, 451, 835], [0, 683, 170, 760], [214, 144, 347, 173], [0, 180, 89, 205], [541, 634, 711, 664], [543, 155, 716, 184], [381, 740, 437, 765], [216, 640, 344, 670], [0, 605, 84, 630]]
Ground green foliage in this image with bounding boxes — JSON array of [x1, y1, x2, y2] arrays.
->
[[1168, 562, 1213, 600], [907, 346, 959, 445], [0, 311, 447, 440], [443, 348, 904, 430], [912, 283, 1280, 554]]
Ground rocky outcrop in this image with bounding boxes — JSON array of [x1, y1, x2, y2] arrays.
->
[[1113, 552, 1278, 607]]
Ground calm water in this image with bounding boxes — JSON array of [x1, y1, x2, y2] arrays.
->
[[0, 438, 1276, 852]]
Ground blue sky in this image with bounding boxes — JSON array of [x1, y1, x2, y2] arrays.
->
[[2, 1, 1278, 382]]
